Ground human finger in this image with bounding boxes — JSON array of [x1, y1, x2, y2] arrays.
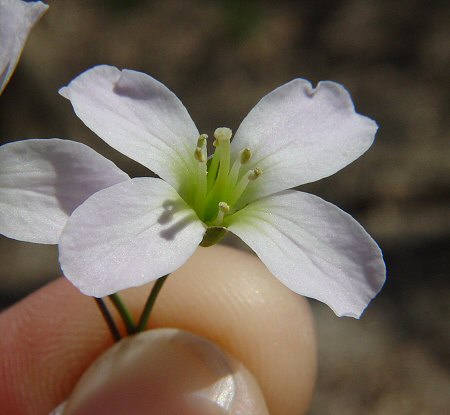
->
[[0, 245, 316, 415], [60, 328, 270, 415]]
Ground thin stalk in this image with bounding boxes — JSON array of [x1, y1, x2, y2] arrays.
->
[[211, 137, 230, 195], [94, 297, 121, 342], [136, 274, 169, 332], [109, 293, 136, 335], [195, 161, 207, 215], [207, 147, 221, 191]]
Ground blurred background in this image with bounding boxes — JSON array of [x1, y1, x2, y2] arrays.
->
[[1, 0, 449, 413]]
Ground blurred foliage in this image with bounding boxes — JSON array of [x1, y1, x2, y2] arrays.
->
[[217, 0, 265, 40], [98, 0, 150, 12]]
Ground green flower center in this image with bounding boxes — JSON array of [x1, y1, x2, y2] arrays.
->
[[190, 127, 262, 230]]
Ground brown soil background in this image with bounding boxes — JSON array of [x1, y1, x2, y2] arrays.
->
[[1, 0, 449, 413]]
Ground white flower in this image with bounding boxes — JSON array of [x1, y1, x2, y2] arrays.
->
[[0, 0, 48, 94], [0, 65, 385, 318]]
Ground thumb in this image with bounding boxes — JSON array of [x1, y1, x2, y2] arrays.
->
[[59, 328, 270, 415]]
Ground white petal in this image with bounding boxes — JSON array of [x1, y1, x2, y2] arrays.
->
[[0, 0, 48, 94], [0, 139, 129, 244], [59, 65, 200, 196], [227, 190, 385, 318], [231, 79, 378, 205], [59, 178, 206, 297]]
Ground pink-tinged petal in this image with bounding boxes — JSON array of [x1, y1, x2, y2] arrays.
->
[[227, 190, 385, 318], [59, 65, 200, 196], [59, 178, 206, 297], [0, 0, 48, 94], [0, 139, 129, 244], [231, 79, 378, 205]]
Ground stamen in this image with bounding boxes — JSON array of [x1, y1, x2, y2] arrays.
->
[[193, 127, 261, 224], [194, 134, 208, 212], [224, 147, 252, 198], [219, 201, 230, 213], [211, 201, 230, 226], [240, 148, 252, 164], [197, 134, 208, 147], [248, 167, 262, 181], [228, 167, 263, 207], [195, 134, 208, 163], [194, 147, 205, 163]]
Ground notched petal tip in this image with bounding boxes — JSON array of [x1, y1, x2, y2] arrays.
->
[[57, 64, 199, 191], [339, 311, 362, 319], [298, 79, 378, 130], [231, 75, 379, 204], [58, 85, 69, 99], [317, 80, 379, 135]]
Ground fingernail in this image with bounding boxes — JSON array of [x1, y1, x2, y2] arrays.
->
[[62, 328, 269, 415]]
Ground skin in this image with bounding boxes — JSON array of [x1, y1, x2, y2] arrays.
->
[[0, 245, 316, 414]]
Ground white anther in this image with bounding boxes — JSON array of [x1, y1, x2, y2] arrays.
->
[[248, 167, 262, 181], [194, 147, 206, 162], [212, 201, 230, 226], [218, 201, 230, 213], [240, 148, 252, 164], [197, 134, 208, 147]]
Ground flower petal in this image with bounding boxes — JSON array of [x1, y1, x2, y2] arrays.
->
[[227, 190, 385, 318], [0, 139, 129, 244], [59, 177, 206, 297], [0, 0, 48, 94], [59, 65, 200, 196], [231, 79, 378, 205]]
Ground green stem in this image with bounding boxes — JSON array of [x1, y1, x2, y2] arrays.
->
[[94, 297, 121, 342], [136, 274, 169, 332], [109, 293, 136, 335]]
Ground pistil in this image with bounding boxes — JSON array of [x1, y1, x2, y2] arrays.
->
[[211, 128, 232, 193]]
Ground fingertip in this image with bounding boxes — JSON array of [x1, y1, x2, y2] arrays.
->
[[0, 278, 112, 414], [62, 329, 270, 415], [137, 245, 317, 415], [1, 245, 316, 415]]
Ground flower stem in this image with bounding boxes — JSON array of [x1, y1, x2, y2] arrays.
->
[[94, 297, 121, 342], [136, 274, 169, 332], [109, 293, 136, 335]]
